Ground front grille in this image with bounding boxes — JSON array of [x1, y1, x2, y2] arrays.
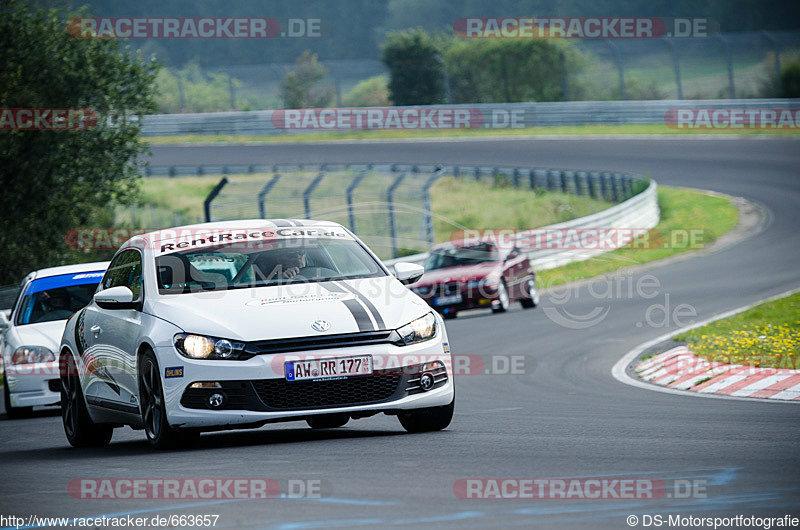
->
[[429, 282, 462, 297], [246, 331, 399, 356], [251, 372, 402, 410]]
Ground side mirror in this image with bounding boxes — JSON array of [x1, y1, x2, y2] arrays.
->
[[505, 250, 520, 261], [394, 262, 424, 285], [94, 286, 138, 310], [0, 311, 9, 331]]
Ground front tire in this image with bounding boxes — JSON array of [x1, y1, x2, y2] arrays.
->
[[398, 398, 454, 433], [60, 354, 113, 447], [139, 350, 198, 449], [491, 280, 510, 313], [520, 277, 539, 309]]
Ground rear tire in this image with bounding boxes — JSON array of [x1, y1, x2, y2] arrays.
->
[[139, 350, 198, 449], [4, 374, 33, 419], [398, 398, 454, 433], [306, 413, 349, 429], [60, 354, 113, 447], [443, 311, 458, 320]]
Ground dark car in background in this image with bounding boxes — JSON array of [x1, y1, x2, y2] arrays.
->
[[409, 240, 539, 318]]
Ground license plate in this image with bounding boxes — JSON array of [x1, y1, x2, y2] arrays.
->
[[285, 355, 372, 381], [434, 294, 462, 306]]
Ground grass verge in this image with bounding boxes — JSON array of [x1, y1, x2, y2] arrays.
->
[[145, 123, 800, 145], [673, 292, 800, 369], [537, 186, 739, 287]]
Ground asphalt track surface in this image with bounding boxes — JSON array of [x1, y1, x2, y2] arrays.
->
[[2, 137, 799, 529]]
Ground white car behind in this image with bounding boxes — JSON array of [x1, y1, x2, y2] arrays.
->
[[1, 262, 108, 418]]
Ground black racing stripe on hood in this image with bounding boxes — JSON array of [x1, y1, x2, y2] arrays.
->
[[336, 281, 386, 330], [342, 299, 375, 331], [271, 219, 292, 227], [320, 281, 374, 331]]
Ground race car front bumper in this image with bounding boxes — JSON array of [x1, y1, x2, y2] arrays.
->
[[5, 362, 61, 408], [157, 328, 454, 429]]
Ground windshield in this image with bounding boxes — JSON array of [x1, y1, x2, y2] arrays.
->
[[425, 243, 499, 270], [155, 236, 386, 294], [15, 271, 105, 325]]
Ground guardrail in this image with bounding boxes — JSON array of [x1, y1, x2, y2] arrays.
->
[[140, 98, 799, 136], [384, 176, 659, 272]]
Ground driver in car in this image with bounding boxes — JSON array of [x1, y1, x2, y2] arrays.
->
[[39, 289, 73, 321], [254, 248, 307, 280]]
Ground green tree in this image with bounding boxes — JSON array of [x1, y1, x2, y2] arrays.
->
[[778, 61, 800, 98], [444, 38, 578, 103], [280, 51, 335, 109], [0, 0, 159, 284], [382, 28, 444, 105]]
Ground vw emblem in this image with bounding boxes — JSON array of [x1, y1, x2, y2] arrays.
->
[[311, 320, 331, 332]]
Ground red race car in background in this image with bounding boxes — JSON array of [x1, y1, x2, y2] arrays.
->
[[409, 239, 539, 319]]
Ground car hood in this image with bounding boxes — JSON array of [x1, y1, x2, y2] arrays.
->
[[148, 276, 431, 341], [11, 321, 66, 353], [412, 262, 499, 286]]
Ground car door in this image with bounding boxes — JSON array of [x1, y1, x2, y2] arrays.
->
[[83, 249, 144, 408]]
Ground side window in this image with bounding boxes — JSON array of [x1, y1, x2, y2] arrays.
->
[[102, 250, 144, 301]]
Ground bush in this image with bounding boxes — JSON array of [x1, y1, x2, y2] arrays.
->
[[444, 38, 574, 103], [281, 50, 335, 109], [156, 64, 242, 113], [778, 61, 800, 98], [342, 75, 391, 106], [382, 28, 444, 105]]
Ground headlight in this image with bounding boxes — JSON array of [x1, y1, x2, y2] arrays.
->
[[174, 334, 245, 360], [11, 346, 55, 365], [395, 313, 437, 346]]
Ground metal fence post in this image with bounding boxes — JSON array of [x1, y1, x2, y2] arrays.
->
[[257, 173, 282, 219], [587, 172, 598, 199], [606, 40, 626, 100], [303, 169, 326, 219], [716, 34, 736, 99], [203, 177, 228, 222], [762, 31, 781, 78], [664, 38, 683, 100], [422, 167, 444, 247], [346, 169, 369, 233], [387, 172, 406, 259]]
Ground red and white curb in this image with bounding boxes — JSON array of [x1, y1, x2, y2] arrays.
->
[[612, 286, 800, 404], [636, 346, 800, 401]]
